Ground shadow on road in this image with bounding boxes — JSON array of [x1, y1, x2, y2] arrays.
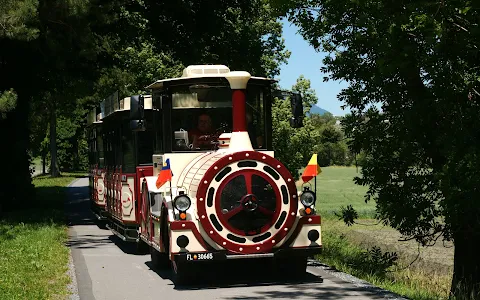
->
[[144, 258, 324, 290], [65, 185, 100, 227], [108, 235, 150, 256]]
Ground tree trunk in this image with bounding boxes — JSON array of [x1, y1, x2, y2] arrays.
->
[[450, 230, 480, 299], [50, 107, 59, 177]]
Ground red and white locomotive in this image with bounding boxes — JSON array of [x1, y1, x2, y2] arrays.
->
[[87, 65, 322, 283]]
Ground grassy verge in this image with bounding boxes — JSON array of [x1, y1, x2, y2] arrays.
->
[[0, 172, 86, 300], [300, 166, 453, 300], [318, 221, 452, 300]]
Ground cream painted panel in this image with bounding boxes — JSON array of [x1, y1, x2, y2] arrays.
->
[[121, 177, 136, 222]]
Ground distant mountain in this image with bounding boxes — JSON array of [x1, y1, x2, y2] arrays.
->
[[308, 104, 330, 115]]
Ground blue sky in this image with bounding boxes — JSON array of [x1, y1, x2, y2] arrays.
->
[[277, 19, 350, 116]]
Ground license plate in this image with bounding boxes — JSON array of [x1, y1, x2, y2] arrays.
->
[[186, 253, 214, 261]]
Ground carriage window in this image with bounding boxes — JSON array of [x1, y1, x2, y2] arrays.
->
[[137, 111, 155, 165], [121, 122, 135, 173], [103, 130, 115, 168], [97, 129, 104, 168]]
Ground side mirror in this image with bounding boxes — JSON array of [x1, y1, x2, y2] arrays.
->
[[130, 95, 145, 131], [130, 95, 145, 120], [290, 93, 304, 128]]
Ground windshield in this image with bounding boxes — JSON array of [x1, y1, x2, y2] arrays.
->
[[170, 83, 267, 152]]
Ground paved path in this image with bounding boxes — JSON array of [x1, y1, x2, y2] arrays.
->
[[66, 177, 401, 300]]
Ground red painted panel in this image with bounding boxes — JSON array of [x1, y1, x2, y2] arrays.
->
[[196, 151, 298, 254], [232, 89, 247, 132], [214, 169, 282, 236]]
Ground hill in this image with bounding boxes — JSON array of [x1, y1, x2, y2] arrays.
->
[[308, 104, 330, 115]]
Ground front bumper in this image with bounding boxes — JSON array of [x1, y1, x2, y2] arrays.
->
[[174, 246, 322, 264]]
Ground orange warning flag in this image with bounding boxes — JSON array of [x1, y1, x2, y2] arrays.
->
[[301, 153, 321, 183]]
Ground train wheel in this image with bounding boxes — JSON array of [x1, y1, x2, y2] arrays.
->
[[274, 256, 308, 280], [172, 260, 192, 285], [136, 239, 149, 254], [150, 247, 170, 269]]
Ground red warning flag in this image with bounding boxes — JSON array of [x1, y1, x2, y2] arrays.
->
[[156, 159, 173, 189], [301, 154, 321, 183]]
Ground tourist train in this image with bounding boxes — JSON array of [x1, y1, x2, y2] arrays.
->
[[86, 64, 322, 283]]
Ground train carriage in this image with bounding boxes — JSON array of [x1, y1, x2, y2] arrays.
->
[[86, 106, 106, 220], [87, 64, 322, 284], [87, 91, 158, 243]]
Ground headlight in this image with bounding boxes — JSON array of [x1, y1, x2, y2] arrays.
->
[[300, 190, 316, 207], [174, 195, 191, 211]]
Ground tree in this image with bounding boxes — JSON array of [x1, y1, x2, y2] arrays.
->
[[272, 0, 480, 298], [272, 76, 319, 180], [144, 0, 290, 78], [292, 74, 318, 112], [0, 0, 42, 213]]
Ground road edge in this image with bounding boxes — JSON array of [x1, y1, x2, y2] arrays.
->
[[308, 259, 409, 299], [65, 178, 82, 300]]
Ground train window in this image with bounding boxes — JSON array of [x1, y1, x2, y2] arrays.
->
[[169, 83, 268, 151], [103, 130, 114, 167], [152, 95, 163, 154], [246, 85, 266, 149], [97, 132, 104, 168], [137, 111, 155, 165], [170, 85, 232, 152], [122, 121, 136, 173]]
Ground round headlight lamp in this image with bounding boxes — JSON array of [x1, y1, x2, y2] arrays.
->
[[300, 189, 316, 207], [174, 195, 191, 211]]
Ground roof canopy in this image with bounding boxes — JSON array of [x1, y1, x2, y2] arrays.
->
[[145, 64, 276, 90]]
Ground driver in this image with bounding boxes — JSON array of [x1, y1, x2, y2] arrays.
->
[[189, 113, 215, 149]]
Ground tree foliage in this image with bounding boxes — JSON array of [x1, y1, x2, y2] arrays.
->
[[1, 0, 292, 212], [0, 0, 39, 41], [144, 0, 290, 78], [272, 0, 480, 297], [272, 76, 319, 180]]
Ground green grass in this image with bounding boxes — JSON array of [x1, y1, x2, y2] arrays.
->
[[296, 166, 376, 218], [296, 167, 453, 299], [318, 221, 452, 300], [0, 172, 85, 300]]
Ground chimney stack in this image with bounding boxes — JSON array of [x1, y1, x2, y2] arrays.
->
[[224, 71, 253, 151]]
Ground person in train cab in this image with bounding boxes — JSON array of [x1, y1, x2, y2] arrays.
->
[[189, 113, 216, 149]]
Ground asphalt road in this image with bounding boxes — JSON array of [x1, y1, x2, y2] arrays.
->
[[66, 177, 401, 300]]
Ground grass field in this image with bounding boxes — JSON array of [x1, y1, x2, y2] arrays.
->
[[296, 166, 375, 218], [306, 166, 453, 300], [0, 172, 85, 300]]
